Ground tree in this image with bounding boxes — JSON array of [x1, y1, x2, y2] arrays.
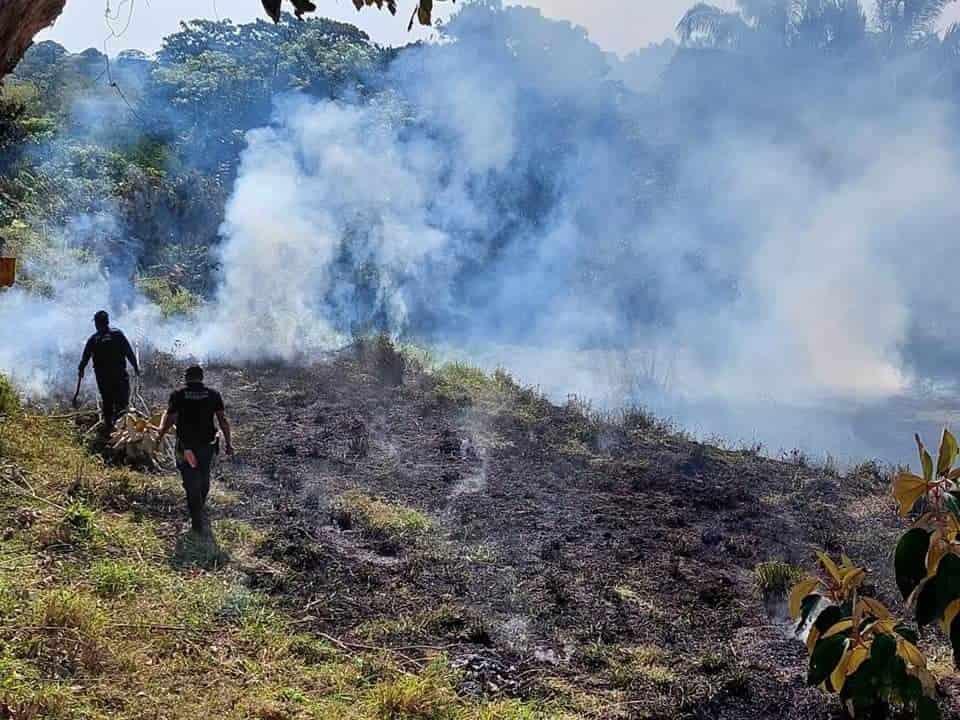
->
[[0, 0, 446, 82]]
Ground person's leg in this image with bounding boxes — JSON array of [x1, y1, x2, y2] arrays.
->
[[115, 377, 131, 423], [179, 462, 205, 532], [195, 445, 216, 532], [99, 385, 115, 430]]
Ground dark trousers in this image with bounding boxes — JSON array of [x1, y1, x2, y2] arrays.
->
[[96, 374, 130, 429], [177, 444, 217, 531]]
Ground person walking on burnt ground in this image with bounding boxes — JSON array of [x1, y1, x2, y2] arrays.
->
[[74, 310, 140, 430], [156, 365, 234, 535]]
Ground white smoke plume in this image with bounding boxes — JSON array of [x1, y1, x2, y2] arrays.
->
[[5, 3, 960, 465]]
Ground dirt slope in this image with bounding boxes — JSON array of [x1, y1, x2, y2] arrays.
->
[[135, 342, 958, 719]]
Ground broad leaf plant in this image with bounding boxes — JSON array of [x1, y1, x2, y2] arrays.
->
[[789, 429, 960, 719]]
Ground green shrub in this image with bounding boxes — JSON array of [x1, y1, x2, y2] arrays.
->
[[788, 429, 960, 720], [136, 276, 201, 318], [0, 373, 20, 416]]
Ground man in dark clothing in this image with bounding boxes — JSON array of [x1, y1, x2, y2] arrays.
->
[[75, 310, 140, 429], [157, 365, 234, 534]]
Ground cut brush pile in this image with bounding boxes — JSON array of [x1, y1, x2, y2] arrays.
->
[[108, 409, 172, 470]]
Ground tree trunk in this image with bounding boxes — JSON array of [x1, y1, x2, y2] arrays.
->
[[0, 0, 68, 79]]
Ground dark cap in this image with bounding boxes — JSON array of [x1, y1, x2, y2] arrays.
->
[[184, 365, 204, 382]]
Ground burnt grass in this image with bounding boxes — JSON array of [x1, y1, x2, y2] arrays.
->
[[136, 343, 960, 719]]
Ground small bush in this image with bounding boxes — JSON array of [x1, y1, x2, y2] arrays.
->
[[0, 373, 20, 416], [787, 429, 960, 719], [137, 276, 201, 318], [61, 501, 96, 542]]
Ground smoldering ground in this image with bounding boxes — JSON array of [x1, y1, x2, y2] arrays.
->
[[4, 2, 960, 465]]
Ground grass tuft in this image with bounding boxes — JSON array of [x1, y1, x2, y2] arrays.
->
[[337, 490, 432, 549]]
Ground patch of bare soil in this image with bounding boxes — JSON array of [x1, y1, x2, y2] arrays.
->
[[134, 347, 959, 719]]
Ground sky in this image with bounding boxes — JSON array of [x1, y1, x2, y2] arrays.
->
[[32, 0, 960, 61], [37, 0, 735, 57]]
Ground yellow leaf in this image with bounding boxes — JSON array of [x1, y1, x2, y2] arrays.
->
[[830, 641, 852, 692], [897, 639, 927, 669], [789, 577, 821, 619], [948, 467, 960, 481], [841, 567, 867, 595], [875, 617, 898, 635], [944, 515, 960, 544], [828, 641, 869, 692], [858, 597, 892, 620], [806, 625, 821, 653], [938, 428, 959, 477], [846, 645, 869, 678], [941, 598, 960, 635], [917, 434, 934, 482], [817, 551, 843, 585], [823, 619, 854, 639], [927, 533, 948, 578], [892, 472, 929, 517]]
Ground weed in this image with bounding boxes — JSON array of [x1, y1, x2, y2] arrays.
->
[[90, 559, 149, 598], [26, 590, 106, 674], [753, 560, 803, 600], [369, 659, 458, 719]]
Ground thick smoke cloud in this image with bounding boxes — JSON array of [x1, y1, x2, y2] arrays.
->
[[6, 2, 960, 464], [191, 4, 960, 462]]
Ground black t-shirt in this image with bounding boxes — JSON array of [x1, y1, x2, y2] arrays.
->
[[168, 382, 224, 450], [80, 328, 135, 381]]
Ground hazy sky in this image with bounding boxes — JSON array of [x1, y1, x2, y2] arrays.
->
[[37, 0, 733, 56], [34, 0, 960, 57]]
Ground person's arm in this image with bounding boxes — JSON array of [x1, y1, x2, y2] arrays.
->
[[156, 410, 177, 442], [74, 338, 93, 408], [119, 332, 140, 376], [216, 410, 234, 455], [78, 337, 93, 378], [156, 392, 178, 441]]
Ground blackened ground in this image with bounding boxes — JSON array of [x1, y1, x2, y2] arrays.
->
[[135, 343, 959, 719]]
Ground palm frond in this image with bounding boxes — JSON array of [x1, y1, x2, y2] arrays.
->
[[677, 3, 750, 48]]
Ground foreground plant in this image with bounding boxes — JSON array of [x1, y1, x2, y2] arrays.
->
[[789, 428, 960, 719]]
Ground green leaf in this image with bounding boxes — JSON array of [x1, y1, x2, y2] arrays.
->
[[946, 493, 960, 521], [895, 528, 931, 600], [808, 634, 846, 686], [894, 623, 919, 644], [938, 429, 958, 477], [950, 610, 960, 667], [900, 672, 923, 702], [871, 632, 896, 665], [919, 696, 941, 720], [796, 594, 820, 633], [935, 554, 960, 618], [813, 605, 845, 635], [917, 577, 940, 627]]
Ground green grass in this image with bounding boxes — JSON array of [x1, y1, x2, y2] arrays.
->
[[0, 402, 572, 719], [753, 560, 804, 599], [431, 363, 547, 423], [337, 490, 433, 547]]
